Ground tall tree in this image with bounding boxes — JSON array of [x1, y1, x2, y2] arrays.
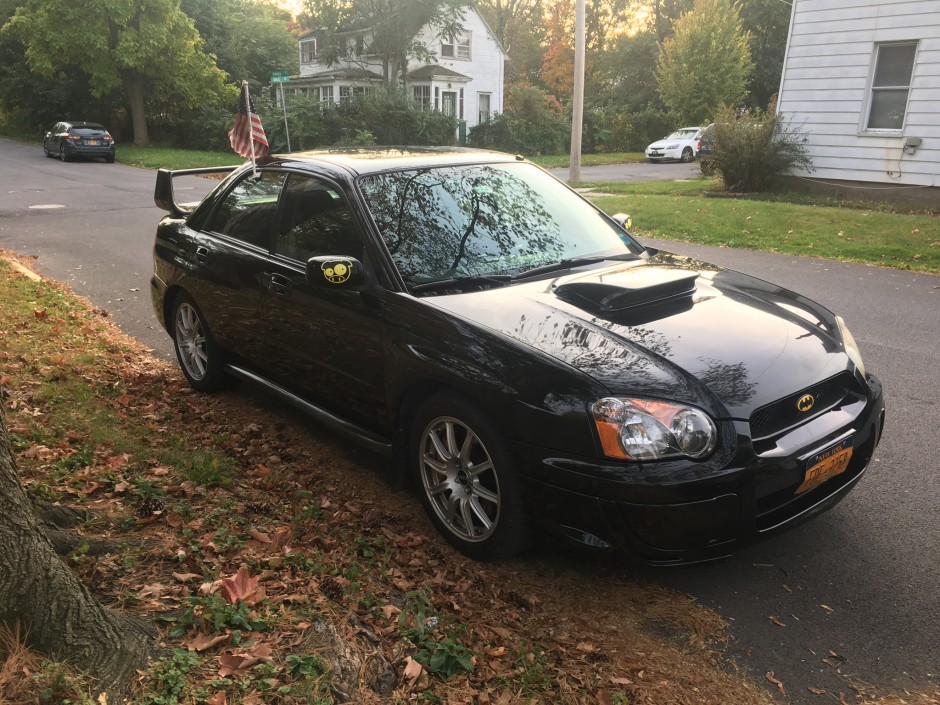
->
[[300, 0, 471, 90], [181, 0, 299, 90], [0, 409, 156, 702], [656, 0, 753, 125], [739, 0, 792, 109], [540, 0, 637, 102], [4, 0, 235, 145], [477, 0, 545, 84], [596, 31, 663, 112], [650, 0, 694, 40]]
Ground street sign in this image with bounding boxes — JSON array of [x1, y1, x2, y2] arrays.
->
[[271, 71, 290, 83]]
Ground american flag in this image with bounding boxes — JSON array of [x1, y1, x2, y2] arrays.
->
[[229, 80, 269, 159]]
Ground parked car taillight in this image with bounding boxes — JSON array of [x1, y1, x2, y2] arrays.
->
[[65, 134, 81, 141], [104, 133, 114, 143]]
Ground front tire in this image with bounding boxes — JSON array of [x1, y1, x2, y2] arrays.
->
[[171, 292, 232, 392], [411, 394, 527, 561]]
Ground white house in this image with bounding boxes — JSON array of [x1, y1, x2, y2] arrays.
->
[[776, 0, 940, 198], [282, 6, 505, 131]]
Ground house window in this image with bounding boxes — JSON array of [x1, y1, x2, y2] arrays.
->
[[866, 42, 917, 131], [478, 93, 491, 124], [340, 86, 370, 102], [300, 39, 317, 64], [413, 85, 431, 110], [441, 32, 471, 60], [320, 85, 334, 103]]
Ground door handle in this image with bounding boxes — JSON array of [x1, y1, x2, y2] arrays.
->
[[195, 246, 209, 263], [269, 274, 291, 297]]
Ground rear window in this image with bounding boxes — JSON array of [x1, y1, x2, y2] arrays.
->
[[72, 124, 105, 134]]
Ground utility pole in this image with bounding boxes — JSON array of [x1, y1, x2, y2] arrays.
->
[[568, 0, 586, 184]]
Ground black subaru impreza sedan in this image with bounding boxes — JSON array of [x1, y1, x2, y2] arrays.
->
[[151, 148, 884, 563]]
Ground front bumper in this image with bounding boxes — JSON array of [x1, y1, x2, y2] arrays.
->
[[518, 374, 884, 565], [646, 148, 683, 161]]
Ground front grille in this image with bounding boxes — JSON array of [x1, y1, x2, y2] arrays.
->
[[749, 372, 857, 440]]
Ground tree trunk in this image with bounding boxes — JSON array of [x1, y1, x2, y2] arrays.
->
[[123, 71, 150, 147], [0, 410, 156, 701]]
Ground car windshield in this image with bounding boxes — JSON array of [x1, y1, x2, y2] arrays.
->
[[667, 129, 698, 139], [358, 162, 643, 287]]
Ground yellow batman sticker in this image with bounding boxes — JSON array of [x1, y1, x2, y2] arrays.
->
[[322, 259, 352, 284]]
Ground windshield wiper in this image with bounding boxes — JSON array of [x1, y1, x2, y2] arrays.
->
[[511, 252, 638, 281], [408, 273, 512, 294]]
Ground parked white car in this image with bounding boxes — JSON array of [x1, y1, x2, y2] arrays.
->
[[645, 127, 703, 163]]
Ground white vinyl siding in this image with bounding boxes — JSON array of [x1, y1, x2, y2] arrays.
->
[[776, 0, 940, 187]]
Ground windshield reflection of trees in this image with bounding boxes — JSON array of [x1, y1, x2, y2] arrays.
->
[[361, 166, 565, 282]]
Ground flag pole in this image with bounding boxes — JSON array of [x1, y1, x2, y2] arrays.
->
[[243, 80, 258, 178]]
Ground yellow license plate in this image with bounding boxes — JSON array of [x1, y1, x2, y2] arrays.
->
[[86, 139, 98, 145], [796, 437, 853, 494]]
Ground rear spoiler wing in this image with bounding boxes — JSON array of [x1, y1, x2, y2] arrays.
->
[[154, 165, 240, 215]]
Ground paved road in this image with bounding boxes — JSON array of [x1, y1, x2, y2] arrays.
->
[[1, 138, 937, 702], [549, 159, 702, 183], [0, 139, 218, 358]]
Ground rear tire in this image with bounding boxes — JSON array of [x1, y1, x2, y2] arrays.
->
[[170, 292, 232, 392], [411, 393, 528, 561], [105, 154, 115, 163], [59, 146, 69, 162], [681, 147, 694, 163]]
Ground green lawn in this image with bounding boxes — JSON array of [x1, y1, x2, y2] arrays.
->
[[527, 151, 646, 168], [116, 145, 243, 170], [590, 180, 940, 274]]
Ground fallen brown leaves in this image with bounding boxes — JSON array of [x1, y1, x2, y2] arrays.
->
[[2, 253, 937, 705]]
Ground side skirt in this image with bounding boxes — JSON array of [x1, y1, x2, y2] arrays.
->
[[224, 364, 394, 457]]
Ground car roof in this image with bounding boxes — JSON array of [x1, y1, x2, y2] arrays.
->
[[262, 147, 524, 177]]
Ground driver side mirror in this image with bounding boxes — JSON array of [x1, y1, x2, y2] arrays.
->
[[612, 213, 633, 231], [305, 256, 365, 288]]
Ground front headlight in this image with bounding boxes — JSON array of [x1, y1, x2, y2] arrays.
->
[[835, 316, 866, 378], [591, 397, 717, 461]]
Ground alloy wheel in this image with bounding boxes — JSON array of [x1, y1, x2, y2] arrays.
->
[[418, 416, 501, 543], [174, 302, 208, 381]]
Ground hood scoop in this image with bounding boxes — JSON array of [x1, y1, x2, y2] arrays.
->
[[554, 267, 698, 316]]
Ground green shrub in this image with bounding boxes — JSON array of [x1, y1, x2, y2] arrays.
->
[[706, 107, 812, 192], [468, 83, 569, 155], [174, 106, 234, 152], [580, 105, 672, 153], [259, 89, 458, 151]]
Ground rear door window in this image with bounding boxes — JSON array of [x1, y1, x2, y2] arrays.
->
[[207, 171, 285, 250]]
